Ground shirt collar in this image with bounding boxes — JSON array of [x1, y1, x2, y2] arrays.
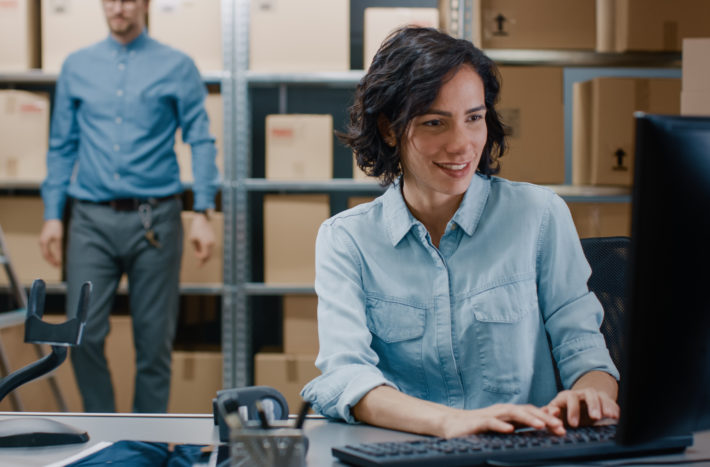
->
[[105, 28, 149, 53], [382, 173, 492, 246]]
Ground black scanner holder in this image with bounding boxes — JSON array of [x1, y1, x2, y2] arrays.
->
[[0, 279, 91, 447]]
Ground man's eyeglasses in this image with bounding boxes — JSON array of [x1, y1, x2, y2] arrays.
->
[[103, 0, 138, 9]]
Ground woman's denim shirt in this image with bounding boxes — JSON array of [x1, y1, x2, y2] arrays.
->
[[301, 174, 619, 423]]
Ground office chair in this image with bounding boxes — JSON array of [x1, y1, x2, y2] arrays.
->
[[580, 236, 631, 375]]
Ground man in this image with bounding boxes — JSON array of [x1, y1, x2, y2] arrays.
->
[[39, 0, 219, 413]]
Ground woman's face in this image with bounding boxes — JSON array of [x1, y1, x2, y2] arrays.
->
[[399, 65, 488, 206]]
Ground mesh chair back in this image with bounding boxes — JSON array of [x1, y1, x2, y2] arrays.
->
[[580, 236, 630, 375]]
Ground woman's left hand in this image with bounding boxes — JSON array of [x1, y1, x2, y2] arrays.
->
[[544, 387, 620, 428]]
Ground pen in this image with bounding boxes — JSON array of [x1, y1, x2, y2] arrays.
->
[[254, 399, 271, 429], [295, 401, 311, 429]]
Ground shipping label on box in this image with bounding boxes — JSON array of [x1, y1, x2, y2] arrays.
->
[[249, 0, 349, 72], [266, 114, 333, 180], [682, 38, 710, 93], [496, 67, 564, 184], [175, 92, 223, 182], [0, 90, 49, 182], [612, 0, 710, 52], [0, 0, 39, 71], [254, 353, 320, 415], [283, 295, 318, 354], [180, 211, 224, 284], [41, 0, 107, 72], [149, 0, 222, 72], [263, 194, 330, 284], [0, 196, 62, 286], [475, 0, 596, 50], [363, 8, 439, 70], [567, 202, 631, 238]]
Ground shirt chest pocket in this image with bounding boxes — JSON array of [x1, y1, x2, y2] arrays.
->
[[466, 279, 540, 395], [366, 298, 428, 400]]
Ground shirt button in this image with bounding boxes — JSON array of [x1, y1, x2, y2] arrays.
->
[[118, 63, 125, 71], [451, 224, 457, 230], [115, 117, 122, 124], [114, 173, 120, 180], [113, 144, 120, 151], [116, 89, 123, 97]]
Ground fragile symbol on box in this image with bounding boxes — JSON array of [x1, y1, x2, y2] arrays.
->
[[612, 148, 628, 171]]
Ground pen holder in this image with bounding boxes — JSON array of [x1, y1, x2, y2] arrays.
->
[[229, 425, 307, 467]]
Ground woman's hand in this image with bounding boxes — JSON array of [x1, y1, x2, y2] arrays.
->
[[544, 371, 620, 428], [441, 403, 566, 439]]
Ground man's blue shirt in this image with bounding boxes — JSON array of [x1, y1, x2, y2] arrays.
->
[[41, 30, 219, 219], [302, 174, 619, 423]]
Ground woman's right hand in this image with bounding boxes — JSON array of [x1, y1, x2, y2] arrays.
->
[[440, 403, 566, 439]]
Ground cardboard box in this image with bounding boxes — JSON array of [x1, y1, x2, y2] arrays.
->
[[473, 0, 596, 50], [180, 211, 224, 284], [601, 0, 710, 52], [149, 0, 222, 72], [254, 353, 320, 415], [283, 295, 318, 354], [0, 0, 39, 71], [249, 0, 349, 72], [0, 197, 62, 286], [168, 351, 222, 413], [496, 67, 564, 184], [348, 197, 376, 209], [682, 38, 710, 93], [263, 195, 330, 284], [363, 8, 439, 70], [0, 90, 50, 182], [41, 0, 107, 72], [681, 91, 710, 116], [266, 115, 333, 180], [175, 93, 223, 183], [572, 77, 681, 186], [567, 202, 632, 238]]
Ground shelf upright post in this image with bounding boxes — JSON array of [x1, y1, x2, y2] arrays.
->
[[444, 0, 473, 40], [221, 0, 253, 389]]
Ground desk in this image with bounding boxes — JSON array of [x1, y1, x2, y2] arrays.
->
[[0, 412, 709, 466]]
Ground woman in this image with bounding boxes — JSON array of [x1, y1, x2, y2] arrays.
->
[[301, 27, 619, 439]]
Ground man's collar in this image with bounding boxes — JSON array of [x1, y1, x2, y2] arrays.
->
[[105, 28, 148, 52]]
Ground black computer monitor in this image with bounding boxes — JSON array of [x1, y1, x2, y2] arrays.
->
[[617, 113, 710, 445]]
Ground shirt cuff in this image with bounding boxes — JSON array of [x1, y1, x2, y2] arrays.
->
[[301, 364, 397, 424], [553, 334, 620, 387]]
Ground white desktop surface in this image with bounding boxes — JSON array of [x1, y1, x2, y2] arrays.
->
[[0, 412, 709, 466]]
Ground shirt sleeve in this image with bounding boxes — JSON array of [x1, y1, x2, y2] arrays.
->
[[301, 220, 397, 423], [176, 59, 219, 211], [41, 61, 79, 220], [536, 194, 620, 388]]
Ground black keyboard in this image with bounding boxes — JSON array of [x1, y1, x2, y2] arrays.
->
[[332, 425, 693, 466]]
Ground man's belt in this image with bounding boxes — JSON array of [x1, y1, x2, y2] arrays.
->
[[79, 194, 179, 211]]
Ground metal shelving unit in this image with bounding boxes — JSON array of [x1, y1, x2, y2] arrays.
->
[[1, 0, 679, 390]]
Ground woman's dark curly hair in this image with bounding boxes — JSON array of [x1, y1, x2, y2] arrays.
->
[[339, 26, 507, 186]]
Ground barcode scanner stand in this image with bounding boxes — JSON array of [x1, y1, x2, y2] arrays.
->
[[0, 279, 91, 447]]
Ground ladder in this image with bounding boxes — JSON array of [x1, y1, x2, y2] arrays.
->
[[0, 224, 67, 411]]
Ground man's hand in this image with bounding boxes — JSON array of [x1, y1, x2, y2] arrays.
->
[[39, 219, 63, 267], [189, 212, 216, 266]]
